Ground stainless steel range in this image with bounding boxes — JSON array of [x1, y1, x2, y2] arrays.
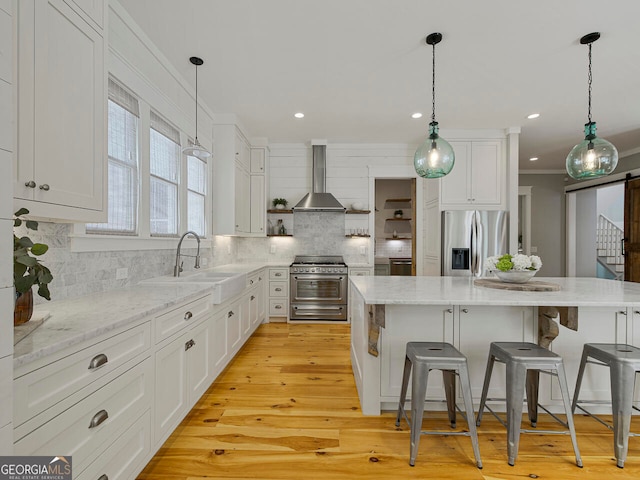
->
[[290, 255, 348, 321]]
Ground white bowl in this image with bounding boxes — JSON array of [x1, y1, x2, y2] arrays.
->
[[493, 270, 537, 284]]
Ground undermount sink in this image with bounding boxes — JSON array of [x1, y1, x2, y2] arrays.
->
[[141, 270, 247, 304]]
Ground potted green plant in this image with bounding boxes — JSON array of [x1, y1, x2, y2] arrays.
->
[[272, 198, 288, 210], [14, 208, 53, 325]]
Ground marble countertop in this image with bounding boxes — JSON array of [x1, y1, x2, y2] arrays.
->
[[14, 263, 270, 369], [350, 276, 640, 307]]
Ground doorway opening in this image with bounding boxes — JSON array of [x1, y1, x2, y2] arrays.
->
[[374, 179, 416, 275]]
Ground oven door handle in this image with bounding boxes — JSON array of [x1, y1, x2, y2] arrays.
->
[[292, 275, 345, 281]]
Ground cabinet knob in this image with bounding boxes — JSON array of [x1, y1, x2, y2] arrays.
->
[[88, 353, 108, 370], [250, 279, 254, 285], [251, 295, 255, 300], [89, 409, 109, 429], [446, 308, 453, 313], [228, 310, 234, 317], [24, 180, 36, 188], [275, 305, 282, 309], [97, 475, 109, 480], [635, 311, 640, 315], [275, 287, 282, 292], [185, 339, 195, 350], [462, 308, 469, 313], [184, 311, 193, 321], [619, 310, 627, 315], [39, 183, 50, 191], [275, 272, 282, 277]]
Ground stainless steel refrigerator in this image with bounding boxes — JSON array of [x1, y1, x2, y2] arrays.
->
[[442, 210, 509, 277]]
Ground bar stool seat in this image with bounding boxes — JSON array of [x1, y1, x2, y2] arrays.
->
[[476, 341, 582, 467], [572, 343, 640, 468], [395, 342, 482, 468]]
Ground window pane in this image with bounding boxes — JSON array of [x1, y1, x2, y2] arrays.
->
[[188, 191, 205, 236], [150, 129, 179, 181], [87, 92, 139, 235], [150, 177, 178, 235], [188, 155, 206, 194]]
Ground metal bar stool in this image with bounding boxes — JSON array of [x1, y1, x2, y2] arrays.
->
[[476, 342, 582, 467], [395, 342, 482, 468], [572, 343, 640, 468]]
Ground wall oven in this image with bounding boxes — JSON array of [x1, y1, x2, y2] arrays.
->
[[290, 255, 348, 321]]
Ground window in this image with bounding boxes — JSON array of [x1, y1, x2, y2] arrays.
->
[[150, 111, 180, 236], [187, 150, 207, 236], [87, 79, 139, 234]]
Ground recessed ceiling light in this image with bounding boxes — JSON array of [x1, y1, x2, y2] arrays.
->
[[411, 112, 423, 119], [529, 157, 539, 161], [294, 112, 304, 118], [527, 113, 540, 119]]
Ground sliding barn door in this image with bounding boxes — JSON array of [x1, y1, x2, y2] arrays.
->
[[624, 178, 640, 282]]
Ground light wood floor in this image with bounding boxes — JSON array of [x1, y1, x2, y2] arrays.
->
[[138, 323, 640, 479]]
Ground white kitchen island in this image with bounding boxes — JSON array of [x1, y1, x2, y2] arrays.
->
[[349, 276, 640, 415]]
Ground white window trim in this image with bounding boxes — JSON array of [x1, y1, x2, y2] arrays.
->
[[73, 91, 213, 252]]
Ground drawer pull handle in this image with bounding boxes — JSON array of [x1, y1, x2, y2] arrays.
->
[[259, 276, 262, 281], [89, 409, 109, 429], [228, 310, 234, 317], [97, 475, 109, 480], [88, 353, 108, 370], [275, 272, 282, 277], [185, 339, 195, 351], [275, 305, 282, 309], [250, 279, 254, 285], [446, 308, 453, 313], [184, 311, 193, 320], [275, 287, 282, 292], [251, 295, 255, 300], [619, 310, 627, 315]]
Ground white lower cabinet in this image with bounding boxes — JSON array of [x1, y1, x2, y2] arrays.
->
[[76, 410, 151, 480], [154, 332, 190, 444], [15, 356, 152, 477], [210, 309, 229, 380], [225, 301, 243, 357], [268, 267, 289, 321]]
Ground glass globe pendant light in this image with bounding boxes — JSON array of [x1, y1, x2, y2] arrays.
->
[[566, 33, 618, 180], [182, 56, 212, 161], [414, 33, 455, 179]]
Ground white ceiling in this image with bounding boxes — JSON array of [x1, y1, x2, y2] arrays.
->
[[118, 0, 640, 172]]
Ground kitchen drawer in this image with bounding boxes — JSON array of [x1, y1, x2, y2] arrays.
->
[[269, 268, 288, 280], [14, 322, 151, 427], [76, 409, 151, 480], [269, 281, 287, 297], [269, 299, 287, 316], [15, 356, 152, 475], [154, 294, 210, 344]]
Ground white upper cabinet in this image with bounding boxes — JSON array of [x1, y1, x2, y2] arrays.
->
[[14, 0, 106, 222], [440, 140, 504, 209], [212, 123, 267, 236]]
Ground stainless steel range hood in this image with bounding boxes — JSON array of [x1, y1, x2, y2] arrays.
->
[[293, 143, 346, 212]]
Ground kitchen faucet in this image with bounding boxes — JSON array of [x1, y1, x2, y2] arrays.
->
[[174, 231, 201, 277]]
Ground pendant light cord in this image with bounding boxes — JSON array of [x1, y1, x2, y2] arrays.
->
[[194, 63, 199, 142], [587, 42, 592, 124], [431, 41, 436, 123]]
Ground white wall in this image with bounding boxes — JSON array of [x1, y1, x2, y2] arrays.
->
[[575, 189, 598, 277]]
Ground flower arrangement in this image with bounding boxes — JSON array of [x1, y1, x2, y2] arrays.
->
[[486, 253, 542, 272]]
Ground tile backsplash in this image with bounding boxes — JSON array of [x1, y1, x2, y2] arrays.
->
[[14, 212, 374, 305], [13, 223, 235, 304]]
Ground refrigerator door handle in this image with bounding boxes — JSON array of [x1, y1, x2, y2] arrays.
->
[[471, 212, 478, 276]]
